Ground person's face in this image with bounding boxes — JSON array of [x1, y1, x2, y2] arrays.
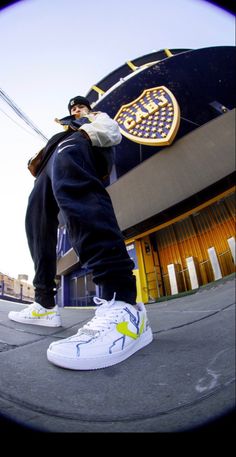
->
[[70, 104, 90, 118]]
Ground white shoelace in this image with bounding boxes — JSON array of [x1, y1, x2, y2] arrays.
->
[[79, 293, 124, 335]]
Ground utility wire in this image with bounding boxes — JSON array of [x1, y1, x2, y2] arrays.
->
[[0, 88, 48, 142], [0, 106, 40, 138]]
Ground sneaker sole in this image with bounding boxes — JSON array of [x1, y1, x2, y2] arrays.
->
[[8, 315, 61, 327], [47, 327, 153, 370]]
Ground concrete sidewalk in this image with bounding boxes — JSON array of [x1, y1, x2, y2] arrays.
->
[[0, 275, 235, 433]]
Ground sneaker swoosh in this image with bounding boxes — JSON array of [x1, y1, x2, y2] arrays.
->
[[32, 310, 56, 318], [116, 318, 145, 339]]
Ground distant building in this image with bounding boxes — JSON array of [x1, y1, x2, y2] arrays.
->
[[0, 272, 34, 303], [56, 46, 236, 306]]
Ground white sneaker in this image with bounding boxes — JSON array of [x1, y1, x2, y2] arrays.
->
[[47, 295, 153, 370], [8, 302, 62, 327]]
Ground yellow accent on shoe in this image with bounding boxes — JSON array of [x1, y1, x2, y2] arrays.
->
[[32, 310, 56, 318], [116, 317, 145, 339], [139, 317, 145, 335]]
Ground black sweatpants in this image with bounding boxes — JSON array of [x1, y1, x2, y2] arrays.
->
[[25, 133, 136, 307]]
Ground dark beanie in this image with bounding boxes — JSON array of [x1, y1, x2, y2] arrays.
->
[[68, 96, 91, 113]]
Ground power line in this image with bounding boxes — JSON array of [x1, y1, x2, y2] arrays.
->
[[0, 88, 48, 142], [0, 106, 41, 138]]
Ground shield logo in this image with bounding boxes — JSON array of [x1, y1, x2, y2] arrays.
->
[[114, 86, 180, 146]]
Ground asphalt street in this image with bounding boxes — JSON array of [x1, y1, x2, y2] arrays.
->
[[0, 274, 235, 433]]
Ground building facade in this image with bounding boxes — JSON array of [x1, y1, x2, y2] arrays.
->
[[0, 272, 34, 303], [56, 46, 236, 306]]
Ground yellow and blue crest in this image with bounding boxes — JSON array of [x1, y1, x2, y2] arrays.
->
[[114, 86, 180, 146]]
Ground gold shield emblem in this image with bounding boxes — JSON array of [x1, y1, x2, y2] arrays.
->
[[114, 86, 180, 146]]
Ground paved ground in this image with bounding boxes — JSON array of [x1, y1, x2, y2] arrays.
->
[[0, 275, 235, 433]]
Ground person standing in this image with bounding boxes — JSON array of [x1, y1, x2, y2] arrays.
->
[[8, 95, 153, 370]]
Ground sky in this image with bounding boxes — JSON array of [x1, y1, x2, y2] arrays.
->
[[0, 0, 235, 284]]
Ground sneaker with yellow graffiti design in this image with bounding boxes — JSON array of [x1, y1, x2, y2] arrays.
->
[[47, 294, 153, 370], [8, 302, 62, 327]]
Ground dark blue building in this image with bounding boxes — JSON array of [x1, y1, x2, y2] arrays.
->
[[56, 46, 236, 307]]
